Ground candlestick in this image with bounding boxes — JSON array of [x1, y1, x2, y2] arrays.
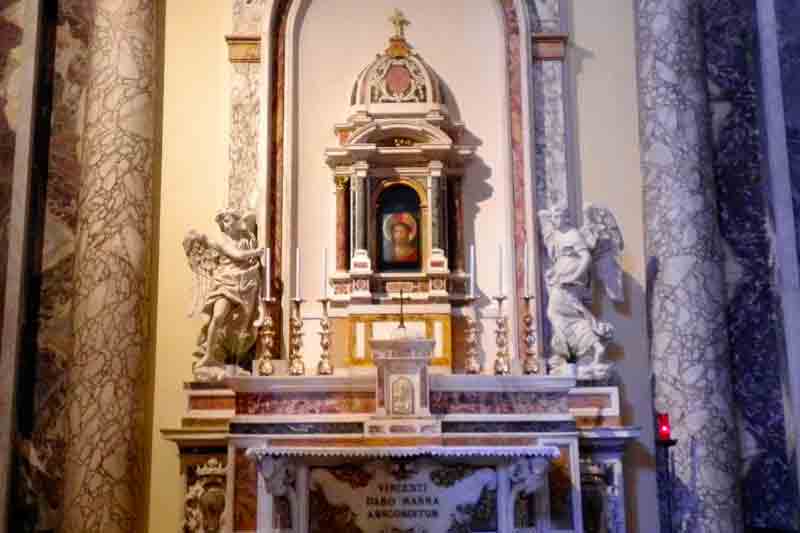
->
[[469, 244, 476, 299], [464, 297, 481, 374], [288, 298, 306, 376], [317, 297, 333, 375], [493, 295, 511, 375], [295, 247, 301, 300], [321, 247, 328, 298], [256, 316, 275, 376], [522, 295, 539, 374]]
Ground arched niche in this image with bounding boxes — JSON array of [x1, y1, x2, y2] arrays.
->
[[261, 0, 540, 368]]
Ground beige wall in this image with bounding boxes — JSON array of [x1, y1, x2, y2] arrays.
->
[[570, 1, 659, 531], [147, 1, 657, 532], [147, 0, 230, 530]]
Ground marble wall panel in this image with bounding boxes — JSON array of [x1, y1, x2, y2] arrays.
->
[[429, 390, 568, 415], [228, 61, 261, 210], [702, 0, 799, 529], [533, 59, 567, 210], [236, 391, 376, 415], [636, 1, 742, 532]]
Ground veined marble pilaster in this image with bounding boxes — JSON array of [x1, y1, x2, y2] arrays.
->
[[529, 0, 568, 210], [62, 1, 156, 531], [228, 0, 266, 210], [636, 1, 742, 532]]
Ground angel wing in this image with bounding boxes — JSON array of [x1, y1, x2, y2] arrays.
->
[[581, 203, 625, 302], [182, 230, 219, 317]]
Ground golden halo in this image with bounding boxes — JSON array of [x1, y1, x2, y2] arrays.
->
[[383, 212, 418, 242]]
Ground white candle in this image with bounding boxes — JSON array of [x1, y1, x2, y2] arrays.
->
[[264, 247, 271, 301], [469, 244, 476, 299], [321, 247, 328, 298], [295, 247, 301, 300], [524, 243, 530, 297], [498, 244, 504, 296]]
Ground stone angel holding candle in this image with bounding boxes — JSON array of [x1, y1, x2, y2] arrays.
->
[[538, 203, 625, 380], [183, 208, 265, 381]]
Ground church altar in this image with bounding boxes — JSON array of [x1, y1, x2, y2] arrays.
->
[[163, 10, 640, 533]]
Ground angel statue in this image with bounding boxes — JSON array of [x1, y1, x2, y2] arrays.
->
[[183, 208, 265, 381], [538, 203, 624, 380]]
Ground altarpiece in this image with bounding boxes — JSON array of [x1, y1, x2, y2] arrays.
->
[[164, 8, 640, 533]]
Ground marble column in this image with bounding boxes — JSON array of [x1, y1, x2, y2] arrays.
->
[[351, 162, 368, 261], [334, 175, 349, 272], [61, 1, 156, 532], [428, 161, 443, 252], [636, 1, 742, 532]]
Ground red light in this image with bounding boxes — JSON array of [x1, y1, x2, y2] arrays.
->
[[657, 413, 671, 441]]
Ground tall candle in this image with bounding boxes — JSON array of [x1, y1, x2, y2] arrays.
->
[[524, 243, 530, 297], [469, 244, 476, 299], [295, 247, 301, 300], [264, 247, 271, 300], [498, 244, 504, 296], [321, 247, 328, 298]]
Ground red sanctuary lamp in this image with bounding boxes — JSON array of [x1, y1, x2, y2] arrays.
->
[[655, 412, 677, 447]]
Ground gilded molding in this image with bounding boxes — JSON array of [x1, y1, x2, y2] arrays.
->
[[225, 34, 261, 63]]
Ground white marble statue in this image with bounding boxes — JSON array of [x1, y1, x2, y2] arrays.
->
[[538, 203, 624, 380], [183, 209, 265, 381]]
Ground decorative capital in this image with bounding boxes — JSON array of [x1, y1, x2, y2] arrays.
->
[[334, 175, 350, 191], [225, 34, 261, 63]]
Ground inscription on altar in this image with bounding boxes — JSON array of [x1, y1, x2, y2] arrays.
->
[[309, 460, 498, 533]]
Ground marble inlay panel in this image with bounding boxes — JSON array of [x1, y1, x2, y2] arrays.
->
[[527, 0, 561, 33], [429, 391, 568, 415], [233, 0, 267, 35], [533, 59, 567, 209], [703, 0, 799, 528], [61, 1, 156, 532], [228, 61, 261, 210], [636, 1, 742, 532], [236, 391, 376, 415], [234, 447, 258, 531]]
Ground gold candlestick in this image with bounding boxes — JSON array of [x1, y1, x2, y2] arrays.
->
[[493, 295, 511, 375], [288, 298, 306, 376], [463, 298, 481, 374], [317, 298, 333, 375], [522, 295, 540, 374], [256, 315, 276, 376]]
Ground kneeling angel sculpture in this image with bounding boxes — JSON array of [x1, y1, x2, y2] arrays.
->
[[538, 204, 624, 380], [183, 209, 265, 381]]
